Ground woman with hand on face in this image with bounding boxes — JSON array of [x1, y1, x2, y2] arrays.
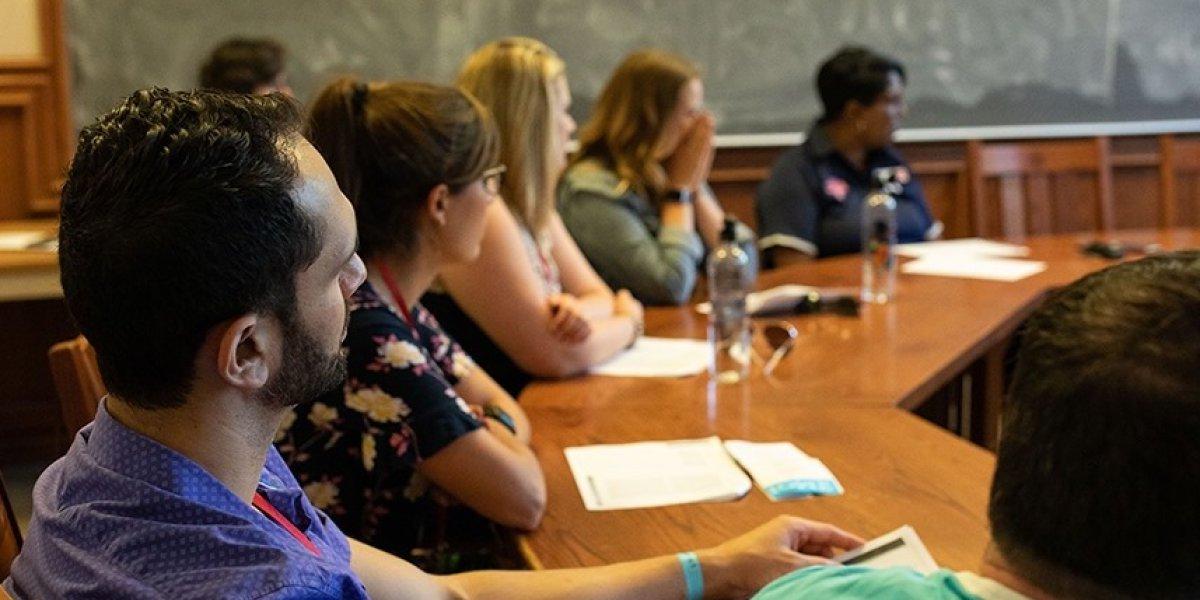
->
[[558, 49, 755, 306], [276, 78, 545, 573], [756, 46, 941, 266], [422, 38, 644, 397]]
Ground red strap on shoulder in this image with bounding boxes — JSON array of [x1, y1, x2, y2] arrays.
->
[[253, 491, 321, 558], [374, 259, 420, 341]]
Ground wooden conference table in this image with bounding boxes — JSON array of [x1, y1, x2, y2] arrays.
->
[[516, 228, 1200, 572]]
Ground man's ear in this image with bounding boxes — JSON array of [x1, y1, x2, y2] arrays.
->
[[214, 314, 274, 391], [426, 183, 451, 227], [843, 100, 866, 124]]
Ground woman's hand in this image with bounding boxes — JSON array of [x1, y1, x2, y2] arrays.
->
[[663, 111, 716, 191], [613, 289, 644, 347], [613, 289, 644, 324], [547, 293, 592, 343]]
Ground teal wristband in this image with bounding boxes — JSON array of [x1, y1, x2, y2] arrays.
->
[[676, 551, 703, 600]]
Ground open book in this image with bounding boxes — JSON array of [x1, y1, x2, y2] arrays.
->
[[565, 437, 843, 511]]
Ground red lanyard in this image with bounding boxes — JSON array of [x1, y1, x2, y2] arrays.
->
[[373, 260, 419, 339], [535, 244, 554, 285], [253, 491, 321, 557]]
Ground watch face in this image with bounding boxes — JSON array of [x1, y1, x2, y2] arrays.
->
[[666, 189, 691, 203]]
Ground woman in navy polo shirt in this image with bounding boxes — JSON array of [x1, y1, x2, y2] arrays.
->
[[756, 46, 941, 266]]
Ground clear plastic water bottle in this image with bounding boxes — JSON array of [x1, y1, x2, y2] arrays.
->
[[708, 218, 753, 384], [861, 169, 899, 304]]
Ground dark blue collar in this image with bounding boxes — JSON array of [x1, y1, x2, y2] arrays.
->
[[804, 121, 903, 176]]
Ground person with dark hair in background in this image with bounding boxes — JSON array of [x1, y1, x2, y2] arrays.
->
[[199, 37, 293, 96], [280, 78, 545, 573], [754, 252, 1200, 599], [3, 86, 863, 598], [756, 46, 940, 266], [559, 49, 756, 306]]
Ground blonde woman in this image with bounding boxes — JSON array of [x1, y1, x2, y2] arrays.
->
[[559, 49, 755, 305], [423, 38, 643, 397]]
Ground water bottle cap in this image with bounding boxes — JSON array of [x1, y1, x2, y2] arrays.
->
[[872, 168, 902, 195], [721, 217, 738, 242]]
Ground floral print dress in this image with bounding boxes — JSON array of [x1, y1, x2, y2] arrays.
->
[[276, 281, 505, 572]]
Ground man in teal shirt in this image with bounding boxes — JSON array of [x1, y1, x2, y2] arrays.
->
[[756, 252, 1200, 599]]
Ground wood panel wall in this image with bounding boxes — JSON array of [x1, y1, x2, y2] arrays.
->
[[711, 133, 1200, 241], [0, 0, 74, 462], [0, 0, 73, 219]]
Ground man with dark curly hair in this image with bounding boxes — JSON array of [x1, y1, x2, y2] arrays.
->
[[3, 87, 863, 599]]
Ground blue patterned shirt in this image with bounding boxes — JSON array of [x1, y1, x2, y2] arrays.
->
[[3, 400, 367, 599]]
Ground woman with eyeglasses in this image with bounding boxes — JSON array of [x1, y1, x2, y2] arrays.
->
[[276, 78, 545, 573], [421, 38, 644, 397], [559, 49, 756, 306]]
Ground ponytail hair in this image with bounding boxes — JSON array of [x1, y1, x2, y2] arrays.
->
[[306, 77, 500, 259]]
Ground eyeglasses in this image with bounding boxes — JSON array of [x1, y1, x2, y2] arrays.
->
[[480, 165, 507, 196], [759, 321, 798, 376]]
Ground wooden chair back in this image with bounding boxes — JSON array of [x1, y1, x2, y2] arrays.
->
[[48, 335, 105, 438], [0, 468, 22, 579], [1158, 134, 1200, 227], [967, 137, 1114, 239]]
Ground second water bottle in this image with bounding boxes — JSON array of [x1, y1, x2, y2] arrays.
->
[[708, 218, 753, 383]]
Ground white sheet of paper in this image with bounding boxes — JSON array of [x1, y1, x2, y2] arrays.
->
[[723, 440, 843, 500], [895, 238, 1030, 259], [901, 256, 1047, 282], [834, 525, 939, 575], [564, 436, 752, 511], [0, 231, 52, 251], [590, 337, 710, 378]]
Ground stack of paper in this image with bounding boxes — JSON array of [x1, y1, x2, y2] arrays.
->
[[590, 337, 710, 378], [896, 237, 1046, 282], [565, 437, 751, 511], [901, 256, 1047, 282], [723, 440, 843, 501], [895, 238, 1030, 259], [0, 231, 53, 251]]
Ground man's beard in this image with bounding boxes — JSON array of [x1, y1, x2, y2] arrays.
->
[[257, 314, 346, 409]]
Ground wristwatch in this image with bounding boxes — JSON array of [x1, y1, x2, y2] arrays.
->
[[482, 404, 517, 434], [663, 188, 692, 204]]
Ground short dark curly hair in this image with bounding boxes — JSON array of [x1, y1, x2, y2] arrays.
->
[[198, 37, 287, 93], [816, 46, 905, 122], [59, 88, 320, 409], [991, 251, 1200, 598]]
